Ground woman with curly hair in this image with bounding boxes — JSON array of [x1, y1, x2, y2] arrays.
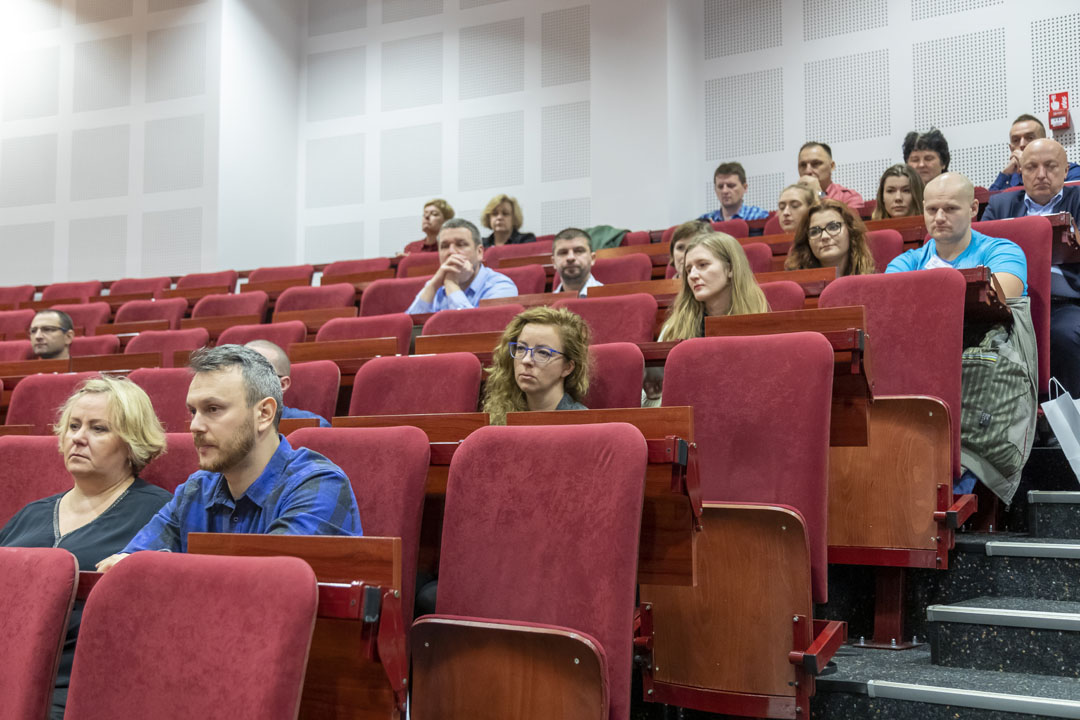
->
[[785, 199, 877, 277], [658, 233, 769, 341], [483, 306, 590, 425]]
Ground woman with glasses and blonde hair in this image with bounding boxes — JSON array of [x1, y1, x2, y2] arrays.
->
[[785, 199, 877, 277], [872, 164, 925, 220], [483, 306, 590, 424], [0, 374, 172, 719]]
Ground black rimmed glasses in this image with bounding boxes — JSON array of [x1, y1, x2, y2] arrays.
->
[[508, 342, 564, 365], [807, 221, 844, 239]]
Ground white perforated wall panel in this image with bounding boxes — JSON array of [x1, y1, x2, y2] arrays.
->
[[841, 157, 894, 202], [69, 216, 127, 282], [382, 0, 443, 24], [706, 69, 783, 159], [74, 35, 133, 113], [381, 33, 443, 111], [1030, 13, 1079, 117], [3, 46, 59, 121], [912, 0, 1002, 21], [308, 0, 367, 36], [0, 223, 54, 285], [0, 134, 58, 208], [461, 0, 508, 8], [705, 0, 781, 59], [144, 115, 205, 193], [745, 173, 786, 214], [5, 0, 62, 32], [307, 47, 366, 121], [542, 101, 590, 182], [540, 198, 590, 236], [541, 6, 589, 87], [379, 123, 442, 201], [459, 111, 524, 191], [379, 215, 423, 257], [950, 143, 1007, 189], [71, 125, 130, 201], [149, 0, 205, 11], [459, 18, 524, 99], [803, 0, 886, 41], [306, 223, 365, 264], [146, 23, 207, 102], [913, 28, 1005, 128], [141, 208, 202, 276], [805, 50, 890, 143], [306, 134, 365, 208], [76, 0, 134, 25]]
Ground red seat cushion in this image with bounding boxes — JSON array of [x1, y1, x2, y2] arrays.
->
[[175, 270, 238, 291], [42, 281, 102, 303], [128, 367, 193, 433], [590, 254, 653, 285], [247, 264, 314, 284], [760, 280, 806, 311], [114, 298, 188, 330], [217, 320, 307, 349], [285, 360, 340, 421], [125, 328, 209, 367], [7, 372, 100, 434], [359, 277, 429, 316], [422, 304, 524, 336], [584, 342, 645, 409], [552, 293, 658, 344], [191, 291, 268, 319], [315, 314, 413, 356], [275, 283, 355, 313], [349, 353, 481, 415]]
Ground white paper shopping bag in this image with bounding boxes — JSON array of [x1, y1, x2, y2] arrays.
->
[[1041, 378, 1080, 484]]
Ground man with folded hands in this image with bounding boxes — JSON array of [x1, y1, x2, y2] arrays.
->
[[406, 218, 518, 313]]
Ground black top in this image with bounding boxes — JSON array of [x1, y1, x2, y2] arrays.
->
[[0, 478, 172, 713], [482, 230, 537, 248]]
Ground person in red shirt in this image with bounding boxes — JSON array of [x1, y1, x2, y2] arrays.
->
[[797, 141, 864, 210]]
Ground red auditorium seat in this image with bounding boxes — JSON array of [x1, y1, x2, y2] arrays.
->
[[109, 277, 171, 296], [287, 425, 428, 625], [175, 270, 238, 291], [499, 264, 544, 295], [760, 280, 806, 311], [349, 353, 482, 415], [141, 433, 198, 493], [66, 553, 316, 720], [410, 423, 647, 720], [70, 334, 120, 356], [396, 253, 440, 278], [322, 257, 392, 277], [7, 372, 98, 434], [422, 304, 525, 336], [482, 240, 554, 268], [0, 547, 78, 720], [741, 242, 773, 273], [114, 297, 189, 330], [0, 339, 31, 361], [274, 283, 356, 313], [0, 435, 70, 524], [359, 277, 428, 316], [623, 231, 650, 245], [0, 309, 34, 338], [0, 285, 35, 306], [316, 314, 413, 356], [552, 293, 658, 344], [763, 214, 783, 235], [590, 254, 653, 285], [191, 290, 269, 319], [217, 320, 307, 348], [247, 264, 315, 284], [125, 328, 209, 367], [128, 367, 193, 433], [866, 229, 904, 272], [584, 342, 645, 409], [974, 215, 1052, 394], [285, 360, 340, 422], [42, 281, 103, 303], [709, 219, 750, 237], [50, 302, 111, 331]]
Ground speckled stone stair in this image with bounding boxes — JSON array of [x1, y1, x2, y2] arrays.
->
[[927, 596, 1080, 677], [1030, 491, 1080, 540]]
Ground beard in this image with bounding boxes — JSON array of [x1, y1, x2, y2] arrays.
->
[[195, 417, 257, 474]]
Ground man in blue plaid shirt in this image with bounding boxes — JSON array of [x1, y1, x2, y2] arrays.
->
[[698, 161, 770, 224], [97, 345, 361, 571]]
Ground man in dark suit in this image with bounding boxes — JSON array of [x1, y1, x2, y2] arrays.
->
[[983, 138, 1080, 395]]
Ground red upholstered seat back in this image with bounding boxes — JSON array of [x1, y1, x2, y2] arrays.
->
[[247, 264, 315, 284], [973, 215, 1052, 393], [591, 254, 653, 285], [437, 424, 647, 720], [114, 297, 188, 329], [129, 367, 193, 433], [349, 352, 482, 415], [66, 553, 317, 720], [323, 257, 392, 277], [763, 214, 783, 235], [42, 281, 102, 303], [109, 277, 171, 295], [70, 335, 120, 356], [498, 264, 540, 295], [359, 277, 429, 316], [0, 309, 34, 338], [7, 372, 99, 434], [175, 270, 238, 291], [125, 328, 209, 367], [217, 320, 307, 348], [288, 426, 429, 625], [286, 360, 340, 421], [866, 229, 905, 272], [396, 253, 439, 278], [741, 242, 773, 273], [585, 342, 645, 409], [316, 314, 413, 355], [51, 302, 111, 332], [624, 231, 650, 245], [0, 285, 35, 306], [552, 293, 659, 344], [422, 304, 524, 336], [663, 333, 834, 603], [0, 436, 70, 524], [710, 219, 750, 238], [141, 433, 198, 493], [275, 283, 355, 313], [0, 547, 77, 720], [191, 290, 268, 320], [819, 268, 965, 475], [482, 240, 554, 269], [0, 339, 32, 361], [760, 280, 806, 311]]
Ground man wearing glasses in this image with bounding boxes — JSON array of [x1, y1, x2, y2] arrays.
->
[[29, 310, 75, 360]]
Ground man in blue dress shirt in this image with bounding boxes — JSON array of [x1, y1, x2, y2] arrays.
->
[[97, 344, 361, 570], [988, 114, 1080, 191], [698, 161, 770, 223], [406, 218, 518, 314]]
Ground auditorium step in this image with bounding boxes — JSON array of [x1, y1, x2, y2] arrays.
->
[[1030, 491, 1080, 539], [812, 646, 1080, 719], [927, 595, 1080, 677]]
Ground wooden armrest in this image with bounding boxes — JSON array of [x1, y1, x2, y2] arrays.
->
[[272, 306, 358, 330], [935, 493, 978, 530], [320, 269, 395, 286], [331, 412, 489, 442], [288, 337, 398, 362], [414, 331, 501, 356], [789, 619, 847, 676], [95, 320, 171, 336], [0, 425, 34, 436], [71, 352, 161, 372]]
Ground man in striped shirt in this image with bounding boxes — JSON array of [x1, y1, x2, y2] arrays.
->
[[698, 161, 770, 223]]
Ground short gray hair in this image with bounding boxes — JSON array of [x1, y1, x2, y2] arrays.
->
[[439, 217, 481, 246], [188, 344, 283, 426]]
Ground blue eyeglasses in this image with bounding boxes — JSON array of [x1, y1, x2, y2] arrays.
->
[[508, 341, 565, 365]]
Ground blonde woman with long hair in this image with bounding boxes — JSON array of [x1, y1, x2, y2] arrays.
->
[[483, 306, 591, 425]]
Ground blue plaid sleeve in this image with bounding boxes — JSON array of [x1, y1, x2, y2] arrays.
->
[[265, 464, 363, 537]]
